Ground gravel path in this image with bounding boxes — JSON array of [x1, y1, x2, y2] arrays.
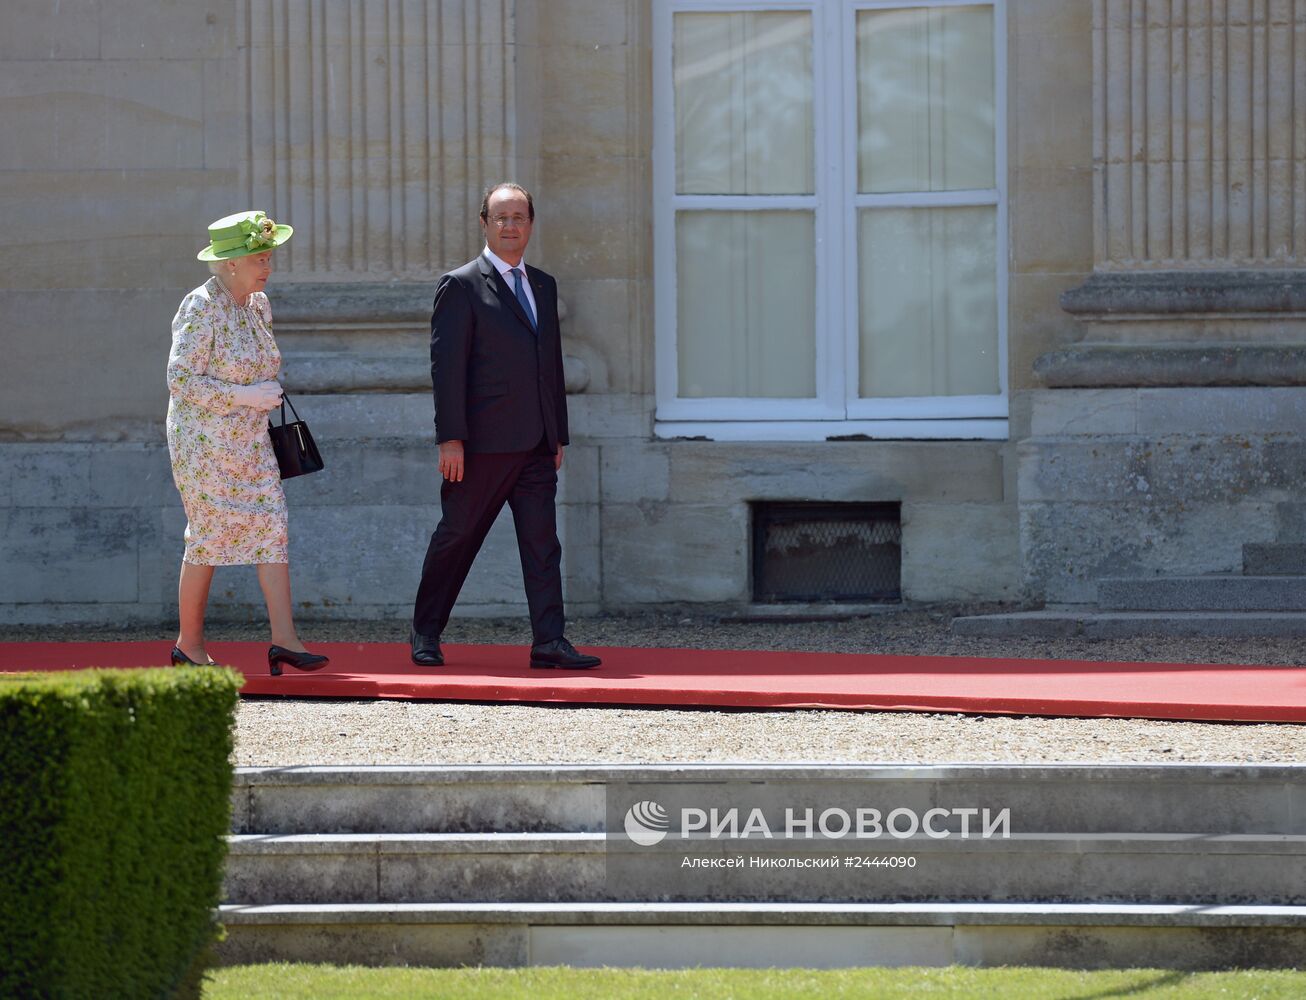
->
[[5, 609, 1304, 766]]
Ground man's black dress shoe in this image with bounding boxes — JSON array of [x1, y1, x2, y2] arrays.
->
[[267, 645, 330, 677], [530, 636, 601, 670], [410, 628, 444, 666]]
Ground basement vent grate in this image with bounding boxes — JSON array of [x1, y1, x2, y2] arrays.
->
[[752, 502, 902, 604]]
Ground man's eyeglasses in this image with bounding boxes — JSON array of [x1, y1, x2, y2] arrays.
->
[[488, 214, 531, 228]]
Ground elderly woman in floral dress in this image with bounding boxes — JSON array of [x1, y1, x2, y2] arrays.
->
[[165, 211, 327, 676]]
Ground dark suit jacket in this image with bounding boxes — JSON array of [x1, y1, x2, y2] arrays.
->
[[430, 254, 570, 454]]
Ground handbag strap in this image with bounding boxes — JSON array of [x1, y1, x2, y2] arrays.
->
[[267, 387, 298, 428]]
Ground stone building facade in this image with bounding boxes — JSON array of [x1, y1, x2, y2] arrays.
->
[[2, 1, 1303, 623]]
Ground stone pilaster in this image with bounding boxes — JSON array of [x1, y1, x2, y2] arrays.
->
[[230, 1, 595, 393], [1057, 0, 1306, 350], [238, 0, 521, 280]]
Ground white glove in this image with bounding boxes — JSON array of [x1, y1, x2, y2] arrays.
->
[[231, 380, 283, 412]]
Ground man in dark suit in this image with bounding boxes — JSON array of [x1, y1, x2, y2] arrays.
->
[[411, 183, 601, 670]]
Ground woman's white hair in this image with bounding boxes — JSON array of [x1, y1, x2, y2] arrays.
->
[[206, 260, 232, 276]]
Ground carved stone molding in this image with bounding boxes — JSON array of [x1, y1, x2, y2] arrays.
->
[[268, 281, 590, 393]]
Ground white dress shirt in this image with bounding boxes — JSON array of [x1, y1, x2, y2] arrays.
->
[[483, 245, 538, 323]]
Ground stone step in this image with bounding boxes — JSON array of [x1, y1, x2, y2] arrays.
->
[[950, 609, 1306, 638], [1273, 503, 1306, 542], [1244, 544, 1306, 576], [213, 901, 1306, 970], [232, 764, 608, 835], [232, 765, 1306, 837], [1096, 575, 1306, 611], [221, 831, 1306, 906]]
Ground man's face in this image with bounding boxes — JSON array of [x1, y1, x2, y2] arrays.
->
[[480, 189, 533, 262]]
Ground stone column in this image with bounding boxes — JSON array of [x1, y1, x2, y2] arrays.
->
[[1054, 0, 1306, 358]]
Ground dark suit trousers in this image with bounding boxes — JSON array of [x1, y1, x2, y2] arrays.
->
[[413, 440, 564, 645]]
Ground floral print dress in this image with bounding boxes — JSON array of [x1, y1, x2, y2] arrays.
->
[[166, 276, 288, 565]]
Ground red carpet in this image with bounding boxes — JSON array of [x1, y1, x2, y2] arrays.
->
[[1, 641, 1303, 722]]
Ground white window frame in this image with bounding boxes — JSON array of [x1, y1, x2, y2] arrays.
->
[[653, 0, 1008, 441]]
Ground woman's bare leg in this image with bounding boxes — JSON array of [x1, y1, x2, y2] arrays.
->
[[257, 562, 307, 651], [176, 562, 216, 662]]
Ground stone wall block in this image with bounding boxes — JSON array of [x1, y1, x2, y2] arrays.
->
[[1275, 502, 1306, 540], [560, 502, 602, 604], [668, 444, 1005, 505], [279, 442, 389, 506], [1, 445, 92, 506], [539, 45, 631, 160], [538, 158, 638, 278], [0, 507, 140, 604], [101, 1, 234, 60], [0, 61, 205, 172], [535, 2, 630, 46], [1009, 274, 1089, 390], [137, 506, 181, 607], [1, 0, 100, 60], [2, 288, 191, 432], [186, 498, 595, 616], [89, 445, 177, 507], [1017, 439, 1152, 503], [901, 503, 1020, 602], [202, 55, 242, 173], [1137, 387, 1306, 435], [196, 504, 437, 612], [601, 503, 748, 604], [280, 395, 435, 441], [1010, 168, 1094, 274], [600, 443, 670, 504], [558, 444, 600, 507], [1028, 389, 1139, 437], [0, 170, 233, 291], [567, 394, 655, 441], [1144, 435, 1306, 502], [1010, 5, 1093, 172], [1021, 499, 1277, 604], [555, 279, 641, 394]]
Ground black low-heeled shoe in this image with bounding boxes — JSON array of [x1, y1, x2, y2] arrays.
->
[[268, 645, 330, 677], [171, 646, 216, 666]]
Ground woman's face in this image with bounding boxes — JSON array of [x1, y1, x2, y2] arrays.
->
[[229, 251, 274, 293]]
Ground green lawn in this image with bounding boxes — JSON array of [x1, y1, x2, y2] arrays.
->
[[205, 964, 1306, 999]]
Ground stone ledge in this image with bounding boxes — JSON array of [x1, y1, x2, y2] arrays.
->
[[1034, 342, 1306, 387], [268, 282, 431, 325], [280, 350, 591, 394], [231, 762, 1306, 785], [217, 901, 1306, 928], [1061, 271, 1306, 317], [951, 609, 1306, 639], [268, 280, 571, 326], [224, 830, 1306, 856]]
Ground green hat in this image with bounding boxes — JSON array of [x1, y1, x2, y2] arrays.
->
[[197, 210, 293, 261]]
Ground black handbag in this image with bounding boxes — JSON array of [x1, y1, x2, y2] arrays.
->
[[267, 392, 324, 479]]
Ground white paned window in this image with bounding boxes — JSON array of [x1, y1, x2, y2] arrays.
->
[[654, 0, 1008, 441]]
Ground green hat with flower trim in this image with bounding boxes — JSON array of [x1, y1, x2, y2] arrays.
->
[[197, 210, 293, 261]]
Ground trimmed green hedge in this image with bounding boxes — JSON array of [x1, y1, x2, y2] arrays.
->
[[0, 667, 242, 1000]]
